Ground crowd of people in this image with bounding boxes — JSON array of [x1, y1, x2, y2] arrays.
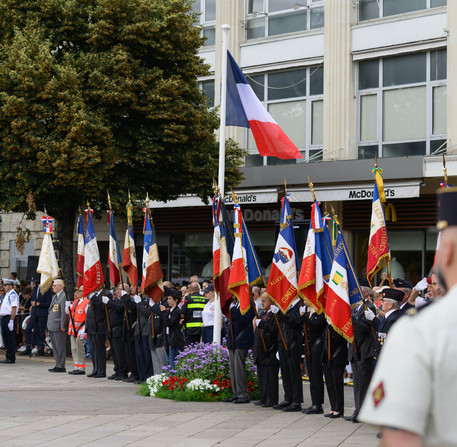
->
[[0, 269, 443, 419]]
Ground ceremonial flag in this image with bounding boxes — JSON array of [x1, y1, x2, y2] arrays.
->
[[76, 215, 85, 289], [142, 212, 163, 302], [122, 200, 138, 286], [226, 51, 303, 160], [298, 201, 332, 314], [326, 230, 364, 343], [367, 183, 390, 285], [37, 217, 59, 293], [267, 194, 299, 313], [213, 196, 234, 315], [108, 211, 122, 288], [83, 212, 104, 296]]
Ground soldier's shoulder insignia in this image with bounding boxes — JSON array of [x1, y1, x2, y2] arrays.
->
[[373, 381, 385, 407]]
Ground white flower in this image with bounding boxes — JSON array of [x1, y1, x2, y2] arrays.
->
[[186, 379, 220, 393], [146, 373, 168, 397]]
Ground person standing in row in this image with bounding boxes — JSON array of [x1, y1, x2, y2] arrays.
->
[[0, 278, 19, 364], [181, 282, 206, 345], [161, 291, 184, 371]]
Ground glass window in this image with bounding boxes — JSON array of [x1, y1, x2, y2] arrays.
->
[[383, 53, 426, 87], [360, 94, 377, 141], [431, 49, 447, 81], [205, 0, 216, 21], [433, 86, 447, 135], [430, 139, 446, 154], [310, 66, 324, 95], [269, 100, 307, 147], [245, 154, 264, 166], [382, 141, 426, 157], [308, 149, 323, 162], [311, 100, 323, 145], [269, 0, 296, 12], [359, 0, 379, 21], [202, 27, 215, 46], [310, 7, 325, 29], [359, 60, 379, 90], [191, 0, 200, 14], [248, 75, 265, 101], [431, 0, 446, 6], [383, 86, 426, 141], [269, 11, 307, 36], [358, 146, 378, 159], [201, 80, 215, 108], [383, 0, 426, 17], [248, 0, 264, 13], [247, 18, 265, 39], [268, 69, 307, 100]]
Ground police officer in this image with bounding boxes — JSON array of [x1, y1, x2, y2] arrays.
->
[[0, 278, 19, 363], [181, 282, 206, 345], [359, 187, 457, 445]]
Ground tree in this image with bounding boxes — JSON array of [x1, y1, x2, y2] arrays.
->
[[0, 0, 245, 290]]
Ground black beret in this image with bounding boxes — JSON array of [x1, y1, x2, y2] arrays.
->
[[358, 278, 370, 288], [382, 288, 405, 302], [437, 186, 457, 230], [394, 278, 413, 289]]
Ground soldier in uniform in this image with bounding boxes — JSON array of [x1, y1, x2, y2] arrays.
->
[[0, 278, 19, 363], [359, 187, 457, 445]]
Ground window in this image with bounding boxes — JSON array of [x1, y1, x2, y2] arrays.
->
[[245, 0, 324, 40], [199, 80, 215, 108], [192, 0, 216, 46], [357, 50, 446, 159], [358, 0, 446, 22], [244, 66, 324, 166]]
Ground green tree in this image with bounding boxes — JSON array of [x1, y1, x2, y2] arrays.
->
[[0, 0, 245, 289]]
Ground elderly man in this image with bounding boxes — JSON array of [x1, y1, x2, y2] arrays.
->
[[359, 187, 457, 445], [0, 278, 19, 363], [47, 279, 69, 372]]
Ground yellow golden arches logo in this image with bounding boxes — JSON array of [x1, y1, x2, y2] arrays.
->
[[385, 203, 397, 222]]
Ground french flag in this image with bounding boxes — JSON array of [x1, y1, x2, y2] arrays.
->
[[142, 212, 163, 302], [108, 211, 122, 288], [298, 201, 332, 314], [76, 215, 85, 289], [226, 51, 303, 160], [83, 212, 104, 296], [122, 224, 138, 287]]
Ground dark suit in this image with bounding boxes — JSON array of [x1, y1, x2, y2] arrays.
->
[[134, 297, 153, 382], [86, 291, 107, 375], [106, 297, 128, 378], [25, 285, 52, 351], [372, 308, 403, 359], [304, 312, 326, 407], [121, 293, 139, 379], [348, 301, 376, 418], [162, 305, 184, 370], [253, 310, 279, 406], [149, 301, 167, 375]]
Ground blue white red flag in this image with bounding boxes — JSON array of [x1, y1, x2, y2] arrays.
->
[[326, 230, 364, 343], [122, 201, 138, 286], [267, 194, 299, 313], [108, 211, 122, 288], [367, 183, 390, 285], [142, 212, 163, 302], [298, 201, 332, 314], [83, 212, 104, 296], [226, 51, 303, 160], [76, 215, 85, 289]]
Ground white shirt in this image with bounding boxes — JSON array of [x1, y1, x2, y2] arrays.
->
[[202, 301, 215, 327], [359, 284, 457, 446], [0, 289, 19, 316]]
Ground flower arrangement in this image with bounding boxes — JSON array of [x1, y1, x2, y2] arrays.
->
[[140, 342, 259, 402]]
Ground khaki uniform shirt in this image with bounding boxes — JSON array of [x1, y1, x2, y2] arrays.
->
[[359, 284, 457, 446]]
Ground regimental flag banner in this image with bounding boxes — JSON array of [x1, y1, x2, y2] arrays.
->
[[242, 215, 264, 287], [108, 211, 122, 288], [298, 201, 332, 314], [37, 232, 59, 293], [326, 230, 364, 343], [76, 215, 85, 289], [226, 51, 303, 160], [367, 183, 390, 285], [213, 196, 234, 316], [267, 194, 299, 313], [228, 204, 251, 314], [83, 212, 104, 296], [122, 227, 138, 287], [142, 212, 163, 302]]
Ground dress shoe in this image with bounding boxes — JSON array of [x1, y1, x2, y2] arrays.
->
[[94, 373, 106, 378], [123, 376, 137, 383], [328, 412, 342, 419], [252, 400, 264, 406], [72, 370, 85, 375], [273, 401, 290, 410], [303, 405, 314, 412], [234, 397, 250, 404], [115, 375, 128, 381], [262, 403, 273, 408], [0, 359, 14, 364], [19, 349, 31, 356], [68, 370, 76, 375], [304, 405, 324, 415], [283, 403, 302, 412], [49, 367, 66, 373], [107, 373, 118, 380], [87, 371, 97, 377], [343, 413, 358, 422], [223, 396, 237, 402], [324, 412, 334, 417]]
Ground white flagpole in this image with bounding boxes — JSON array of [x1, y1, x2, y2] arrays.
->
[[213, 24, 231, 345]]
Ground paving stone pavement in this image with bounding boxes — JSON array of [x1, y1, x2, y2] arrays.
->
[[0, 354, 379, 446]]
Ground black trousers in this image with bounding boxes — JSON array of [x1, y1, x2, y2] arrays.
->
[[257, 363, 279, 406], [324, 363, 345, 414], [1, 316, 16, 362], [279, 343, 303, 404], [351, 357, 374, 416], [305, 342, 325, 406], [185, 333, 201, 346], [110, 336, 128, 377], [125, 335, 139, 379], [135, 334, 153, 382], [25, 314, 47, 350], [88, 333, 106, 375]]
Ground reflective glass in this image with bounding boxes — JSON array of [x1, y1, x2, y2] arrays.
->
[[430, 49, 447, 81], [269, 0, 297, 12], [383, 0, 426, 17], [310, 66, 323, 95], [202, 27, 215, 46], [205, 0, 216, 21], [382, 141, 426, 157], [359, 0, 379, 21], [358, 146, 378, 159], [431, 0, 447, 6], [248, 0, 264, 13], [268, 69, 307, 100], [248, 75, 265, 101], [201, 80, 215, 108], [433, 86, 447, 135], [359, 60, 379, 90], [269, 100, 306, 147], [383, 53, 426, 87], [245, 154, 264, 166], [311, 100, 323, 145], [360, 94, 377, 141], [269, 11, 307, 36], [310, 7, 324, 29], [247, 18, 265, 39]]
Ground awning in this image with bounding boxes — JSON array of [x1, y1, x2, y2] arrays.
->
[[289, 181, 421, 203]]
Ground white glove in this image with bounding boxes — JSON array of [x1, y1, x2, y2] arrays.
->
[[364, 309, 375, 321], [65, 301, 72, 309], [78, 327, 86, 339], [414, 277, 428, 292], [102, 296, 109, 304], [8, 320, 14, 331], [270, 305, 279, 314], [149, 298, 154, 307], [299, 306, 307, 314], [255, 319, 261, 327], [89, 292, 95, 299], [121, 290, 128, 297], [133, 295, 141, 304]]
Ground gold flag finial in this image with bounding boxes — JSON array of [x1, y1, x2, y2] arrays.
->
[[331, 205, 340, 226], [145, 192, 150, 209], [86, 200, 90, 210], [308, 176, 316, 202], [78, 206, 82, 215], [107, 190, 112, 210], [231, 189, 239, 205], [284, 177, 287, 194], [375, 153, 378, 168], [128, 189, 131, 203], [443, 153, 449, 186]]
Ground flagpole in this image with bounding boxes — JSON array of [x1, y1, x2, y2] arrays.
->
[[213, 24, 230, 346]]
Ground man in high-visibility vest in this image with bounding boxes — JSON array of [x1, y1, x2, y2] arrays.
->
[[181, 282, 206, 345]]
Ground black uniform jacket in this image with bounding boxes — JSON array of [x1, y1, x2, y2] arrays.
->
[[253, 310, 279, 366]]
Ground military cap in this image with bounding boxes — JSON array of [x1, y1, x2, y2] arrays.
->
[[358, 278, 371, 288], [203, 284, 214, 293], [437, 187, 457, 230], [382, 288, 405, 302], [394, 278, 413, 289], [2, 278, 15, 285]]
